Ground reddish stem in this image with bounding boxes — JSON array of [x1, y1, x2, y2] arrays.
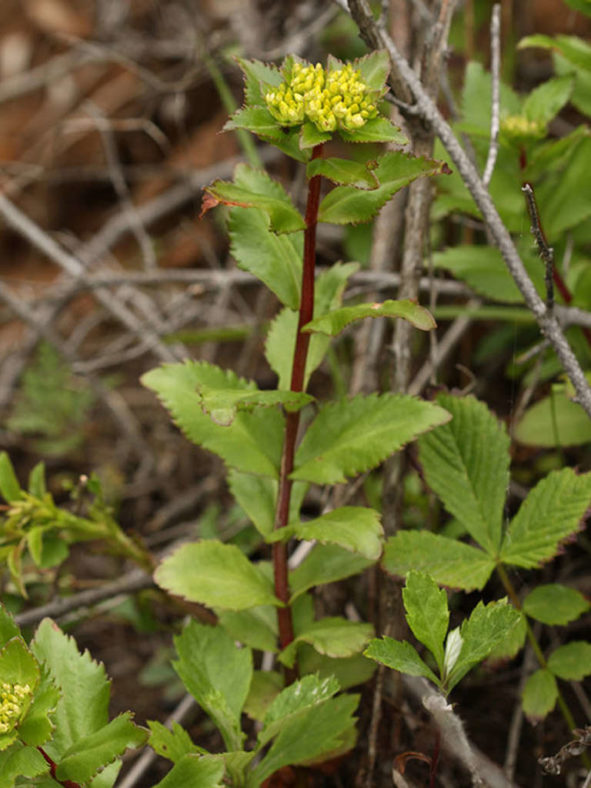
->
[[273, 144, 324, 660], [38, 747, 81, 788]]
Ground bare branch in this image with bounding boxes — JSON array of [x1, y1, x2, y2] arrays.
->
[[482, 4, 501, 187]]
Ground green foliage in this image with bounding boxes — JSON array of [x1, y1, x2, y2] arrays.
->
[[522, 584, 590, 625], [303, 298, 436, 336]]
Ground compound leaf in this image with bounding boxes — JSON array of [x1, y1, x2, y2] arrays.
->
[[292, 394, 450, 484]]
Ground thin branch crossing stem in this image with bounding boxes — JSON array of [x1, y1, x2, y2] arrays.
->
[[273, 144, 324, 658]]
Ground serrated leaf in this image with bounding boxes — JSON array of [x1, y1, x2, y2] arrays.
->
[[522, 669, 558, 721], [0, 453, 22, 503], [31, 620, 110, 758], [418, 394, 510, 556], [355, 50, 390, 90], [304, 299, 435, 336], [198, 388, 312, 427], [173, 620, 253, 751], [279, 618, 373, 669], [523, 584, 590, 625], [338, 116, 407, 145], [514, 390, 591, 447], [500, 468, 591, 568], [382, 531, 495, 591], [148, 720, 199, 764], [259, 674, 340, 747], [461, 62, 521, 134], [291, 507, 383, 560], [306, 157, 379, 189], [536, 136, 591, 239], [56, 713, 147, 783], [265, 263, 358, 389], [518, 34, 591, 72], [289, 544, 374, 601], [486, 612, 527, 664], [318, 152, 446, 224], [18, 668, 60, 746], [249, 694, 358, 785], [0, 637, 39, 690], [298, 646, 376, 691], [300, 121, 332, 149], [523, 75, 574, 126], [0, 743, 49, 787], [0, 606, 20, 649], [445, 600, 521, 692], [364, 637, 439, 684], [403, 571, 449, 674], [202, 165, 305, 233], [155, 541, 280, 610], [234, 57, 282, 105], [152, 754, 225, 788], [547, 641, 591, 680], [142, 362, 283, 478], [228, 207, 302, 309], [218, 606, 278, 653], [228, 470, 307, 538], [27, 463, 46, 498], [224, 105, 281, 139], [292, 394, 451, 484]]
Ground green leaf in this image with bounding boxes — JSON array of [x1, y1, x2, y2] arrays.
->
[[523, 584, 590, 625], [0, 453, 22, 503], [27, 463, 46, 498], [155, 541, 280, 610], [383, 531, 495, 591], [56, 713, 147, 783], [0, 743, 49, 787], [31, 620, 110, 757], [461, 62, 521, 134], [522, 669, 557, 721], [224, 105, 281, 139], [303, 299, 436, 336], [514, 389, 591, 447], [523, 76, 573, 126], [243, 671, 284, 722], [306, 157, 379, 189], [148, 720, 200, 764], [537, 136, 591, 239], [299, 121, 332, 149], [547, 641, 591, 680], [258, 674, 340, 747], [500, 468, 591, 568], [403, 571, 449, 674], [355, 50, 390, 90], [198, 387, 312, 427], [486, 612, 527, 664], [18, 668, 60, 746], [290, 544, 375, 601], [364, 637, 439, 684], [418, 394, 510, 556], [518, 34, 591, 72], [228, 207, 302, 309], [291, 507, 383, 560], [234, 57, 282, 106], [298, 646, 376, 691], [0, 638, 39, 704], [562, 0, 591, 16], [152, 754, 225, 788], [203, 164, 305, 234], [445, 600, 521, 692], [318, 152, 446, 224], [218, 606, 278, 653], [249, 693, 358, 785], [173, 620, 253, 751], [338, 116, 406, 145], [279, 618, 374, 669], [0, 606, 20, 649], [265, 263, 358, 389], [228, 470, 306, 538], [292, 394, 451, 484], [142, 362, 283, 477]]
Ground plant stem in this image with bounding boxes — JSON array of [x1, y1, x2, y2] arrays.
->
[[38, 747, 81, 788], [496, 564, 579, 734], [272, 144, 324, 658]]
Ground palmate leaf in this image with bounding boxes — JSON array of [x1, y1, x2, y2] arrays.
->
[[418, 395, 510, 556], [403, 571, 449, 674], [364, 637, 439, 684], [290, 506, 383, 560], [303, 299, 435, 336], [265, 263, 358, 389], [202, 164, 305, 233], [141, 361, 283, 478], [289, 544, 375, 601], [155, 541, 280, 611], [279, 618, 374, 669], [291, 394, 450, 484], [228, 207, 303, 309], [382, 531, 495, 591], [173, 621, 253, 752], [499, 467, 591, 568], [318, 152, 448, 225]]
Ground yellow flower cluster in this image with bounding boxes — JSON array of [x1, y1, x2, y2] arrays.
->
[[0, 682, 31, 734], [501, 114, 544, 142], [265, 62, 378, 133]]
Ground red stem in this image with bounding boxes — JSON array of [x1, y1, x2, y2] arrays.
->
[[38, 747, 81, 788], [273, 144, 324, 660]]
